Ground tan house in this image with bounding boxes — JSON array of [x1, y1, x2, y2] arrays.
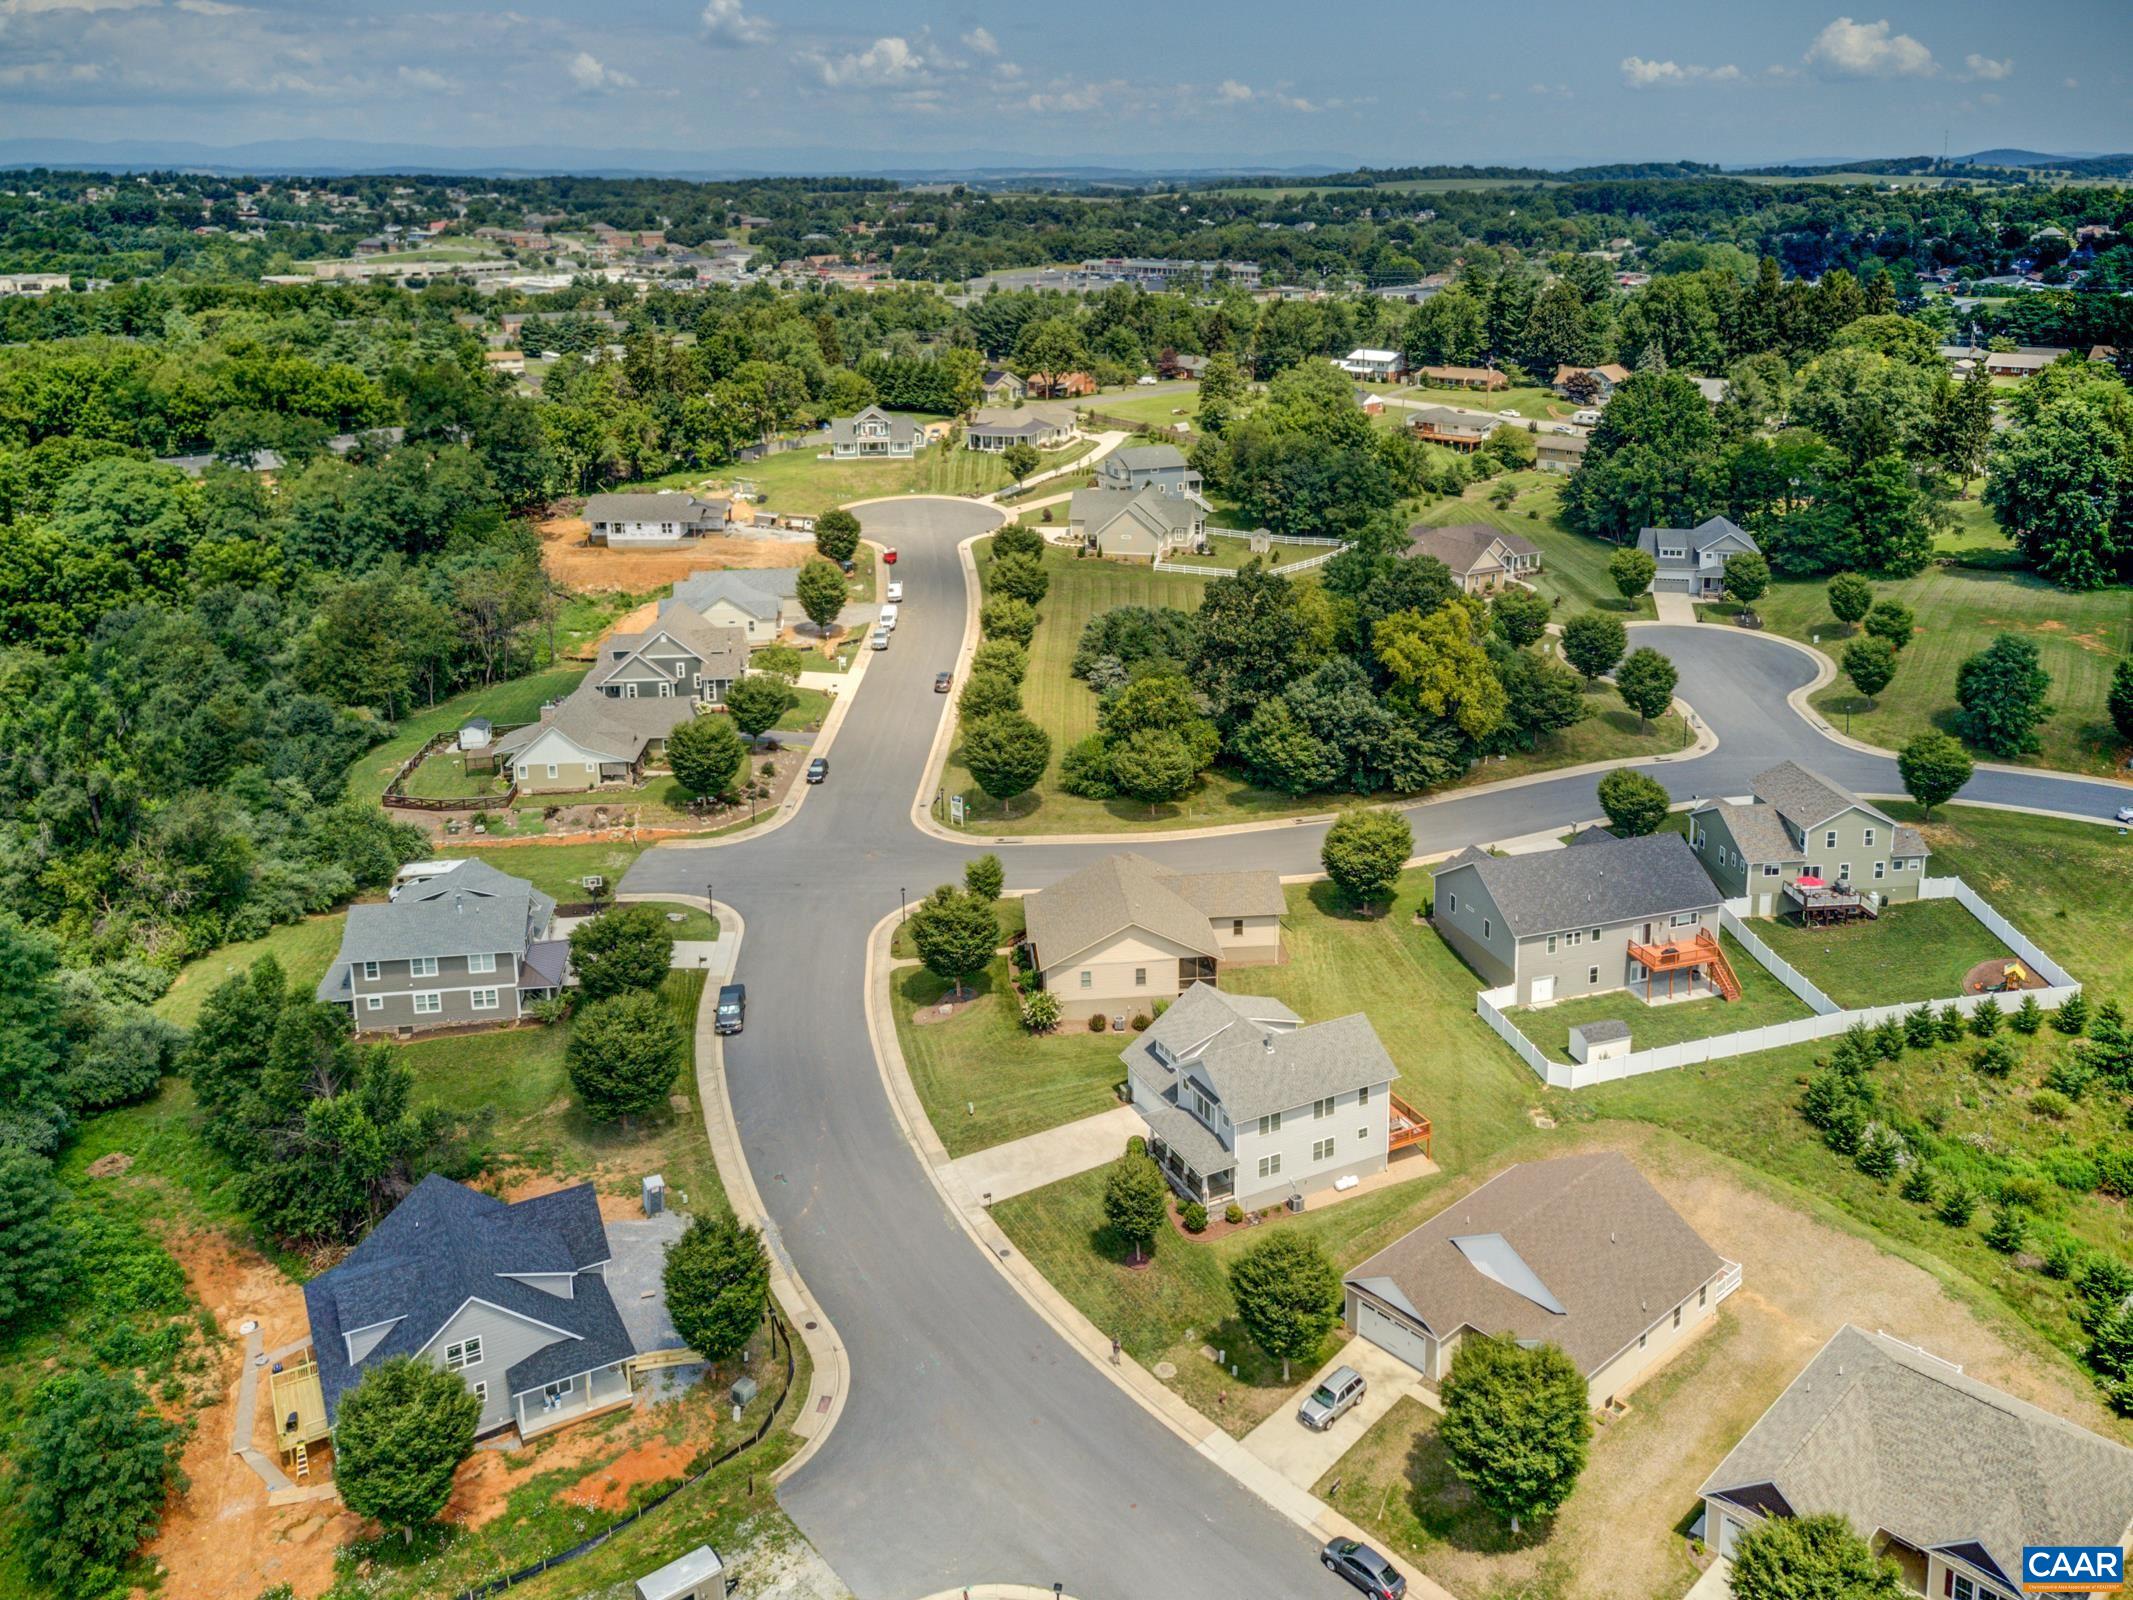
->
[[1405, 522, 1542, 594], [1415, 364, 1508, 391], [1552, 362, 1631, 398], [1700, 1325, 2133, 1597], [1344, 1152, 1737, 1408], [1535, 432, 1589, 473], [1021, 852, 1283, 1010], [1067, 485, 1208, 560], [671, 569, 806, 646]]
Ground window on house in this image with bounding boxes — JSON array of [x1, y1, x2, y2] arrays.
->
[[1258, 1112, 1282, 1135], [365, 995, 384, 1012], [1547, 934, 1558, 953], [362, 960, 379, 981], [1482, 919, 1490, 939], [1358, 1127, 1369, 1141], [544, 1377, 574, 1401], [1638, 1331, 1647, 1349], [1762, 864, 1781, 877], [1825, 829, 1838, 849], [1588, 966, 1600, 984], [1134, 967, 1147, 987], [1874, 861, 1886, 880], [413, 992, 442, 1015], [444, 1337, 483, 1371], [1445, 893, 1456, 913], [1672, 911, 1699, 926], [1863, 827, 1876, 848], [1258, 1154, 1281, 1178], [547, 764, 559, 780], [1079, 971, 1091, 989], [470, 1380, 488, 1403], [1838, 863, 1852, 882], [468, 953, 497, 974], [470, 989, 500, 1011], [1591, 928, 1601, 942], [1232, 919, 1244, 937], [1312, 1138, 1335, 1163], [1565, 930, 1581, 947], [1313, 1098, 1335, 1119], [1357, 1085, 1370, 1105], [411, 956, 439, 977], [1673, 1305, 1682, 1329]]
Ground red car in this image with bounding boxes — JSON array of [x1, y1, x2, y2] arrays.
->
[[881, 547, 899, 565]]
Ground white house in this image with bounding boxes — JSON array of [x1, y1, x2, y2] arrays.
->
[[583, 492, 731, 545], [1336, 348, 1408, 382]]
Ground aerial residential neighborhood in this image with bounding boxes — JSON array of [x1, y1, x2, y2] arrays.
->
[[4, 7, 2133, 1600]]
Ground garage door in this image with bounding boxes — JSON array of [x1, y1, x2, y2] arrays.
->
[[1654, 574, 1693, 592], [1354, 1299, 1434, 1376]]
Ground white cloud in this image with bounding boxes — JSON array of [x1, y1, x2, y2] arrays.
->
[[396, 64, 455, 92], [0, 0, 157, 13], [1964, 52, 2013, 80], [700, 0, 771, 48], [565, 50, 635, 91], [1620, 56, 1741, 88], [1217, 78, 1254, 101], [2064, 76, 2078, 89], [174, 0, 244, 13], [961, 25, 997, 57], [1805, 17, 1937, 78], [807, 35, 923, 89]]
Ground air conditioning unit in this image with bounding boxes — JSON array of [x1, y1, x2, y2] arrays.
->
[[1287, 1193, 1305, 1214]]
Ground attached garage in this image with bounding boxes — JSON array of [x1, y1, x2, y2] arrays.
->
[[1652, 573, 1694, 592], [1345, 1282, 1438, 1379]]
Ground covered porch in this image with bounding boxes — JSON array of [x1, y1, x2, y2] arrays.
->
[[1141, 1099, 1237, 1205], [514, 1361, 635, 1440]]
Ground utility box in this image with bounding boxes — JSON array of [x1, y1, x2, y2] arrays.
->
[[730, 1374, 759, 1407], [642, 1174, 665, 1216], [634, 1545, 724, 1600], [1569, 1020, 1632, 1064]]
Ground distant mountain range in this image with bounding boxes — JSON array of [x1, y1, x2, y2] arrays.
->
[[0, 136, 2125, 185]]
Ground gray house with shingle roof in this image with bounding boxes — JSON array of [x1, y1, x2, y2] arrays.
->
[[1119, 984, 1401, 1208], [1068, 485, 1208, 561], [1700, 1324, 2133, 1597], [1406, 522, 1542, 595], [1022, 851, 1283, 1009], [584, 492, 730, 544], [1636, 514, 1759, 598], [828, 404, 922, 459], [303, 1175, 638, 1442], [318, 858, 565, 1033], [1432, 832, 1726, 1007], [1689, 761, 1929, 917], [1095, 443, 1202, 498], [1345, 1152, 1734, 1406], [671, 567, 805, 646]]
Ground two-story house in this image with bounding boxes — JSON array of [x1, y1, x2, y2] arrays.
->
[[1431, 831, 1733, 1007], [828, 404, 922, 459], [586, 603, 749, 706], [1120, 983, 1425, 1210], [1636, 514, 1760, 599], [671, 569, 806, 647], [1406, 522, 1543, 594], [1094, 443, 1203, 498], [1688, 761, 1930, 919], [1335, 348, 1408, 382], [1021, 852, 1282, 1009], [302, 1175, 639, 1443], [583, 492, 731, 545], [316, 858, 568, 1032], [1701, 1325, 2133, 1599], [980, 367, 1027, 405]]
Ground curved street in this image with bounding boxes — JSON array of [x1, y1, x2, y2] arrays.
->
[[621, 498, 2130, 1599]]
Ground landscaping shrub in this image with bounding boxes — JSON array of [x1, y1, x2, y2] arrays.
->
[[2094, 1147, 2133, 1199], [1937, 1003, 1966, 1043], [1129, 1013, 1150, 1031], [1182, 1201, 1208, 1233], [1089, 1012, 1108, 1033], [2054, 992, 2091, 1036], [1125, 1135, 1146, 1157], [1970, 997, 2003, 1037], [2079, 1257, 2133, 1321], [1021, 990, 1061, 1034], [2030, 1088, 2075, 1120], [1872, 1018, 1905, 1061], [1225, 1203, 1244, 1225], [1936, 1182, 1979, 1226], [2038, 1146, 2100, 1192], [1973, 1038, 2018, 1078], [2043, 1237, 2086, 1279], [1854, 1125, 1903, 1180], [2044, 1054, 2096, 1101], [2012, 995, 2045, 1035]]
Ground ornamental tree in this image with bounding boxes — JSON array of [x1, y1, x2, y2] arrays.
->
[[1827, 572, 1873, 631], [333, 1356, 483, 1543], [568, 903, 675, 1000], [1614, 646, 1679, 729], [1862, 598, 1915, 652], [1608, 545, 1657, 602], [1597, 768, 1670, 836], [666, 711, 747, 801], [1101, 1147, 1169, 1265], [1560, 611, 1627, 681], [794, 557, 848, 639], [1957, 633, 2053, 756], [960, 711, 1051, 815], [1841, 637, 1898, 708], [812, 507, 861, 564], [1729, 1512, 1904, 1600], [1320, 808, 1412, 913], [663, 1211, 771, 1362], [723, 672, 797, 744], [988, 551, 1050, 606], [1438, 1334, 1592, 1534], [908, 884, 998, 1000], [1722, 550, 1770, 622], [1491, 586, 1552, 649], [1897, 731, 1973, 819], [964, 853, 1005, 902], [1228, 1230, 1343, 1380]]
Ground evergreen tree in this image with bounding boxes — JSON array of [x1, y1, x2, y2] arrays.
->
[[566, 990, 687, 1123], [663, 1211, 771, 1361]]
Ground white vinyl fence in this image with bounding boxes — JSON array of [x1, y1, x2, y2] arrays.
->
[[1485, 878, 2081, 1091]]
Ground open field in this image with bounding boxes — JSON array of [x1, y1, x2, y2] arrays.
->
[[1393, 381, 1571, 423], [704, 437, 1093, 520], [1079, 390, 1201, 432], [1698, 538, 2133, 778], [1755, 898, 2013, 1008], [1511, 930, 1815, 1062]]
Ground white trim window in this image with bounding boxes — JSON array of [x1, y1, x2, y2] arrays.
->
[[1873, 861, 1886, 880], [1078, 970, 1092, 989], [410, 956, 439, 977], [543, 1377, 575, 1403], [468, 952, 497, 974], [470, 1380, 488, 1403], [444, 1337, 483, 1371], [1671, 911, 1699, 926], [365, 995, 384, 1012], [470, 988, 500, 1011], [1825, 829, 1838, 850], [1257, 1153, 1281, 1178], [1313, 1097, 1335, 1119], [362, 960, 380, 981], [1762, 863, 1782, 877], [1587, 965, 1600, 984], [413, 992, 443, 1016], [1312, 1137, 1336, 1162], [1258, 1111, 1282, 1135], [1863, 827, 1876, 848]]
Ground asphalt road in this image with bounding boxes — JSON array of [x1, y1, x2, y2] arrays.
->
[[622, 498, 2131, 1598]]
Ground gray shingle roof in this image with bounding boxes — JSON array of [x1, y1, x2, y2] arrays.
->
[[583, 492, 728, 526], [1566, 824, 1618, 848], [1571, 1019, 1631, 1044], [1025, 853, 1280, 968], [327, 858, 554, 969], [1700, 1325, 2133, 1589], [1110, 444, 1189, 471], [303, 1176, 635, 1421], [492, 685, 698, 765], [1406, 522, 1540, 574], [588, 603, 748, 691], [671, 566, 802, 621], [1122, 983, 1390, 1123], [1636, 514, 1758, 564], [1070, 485, 1201, 544], [1698, 799, 1801, 865], [1347, 1152, 1724, 1374], [828, 405, 919, 449], [1431, 832, 1720, 940], [1750, 761, 1890, 834], [968, 404, 1075, 439]]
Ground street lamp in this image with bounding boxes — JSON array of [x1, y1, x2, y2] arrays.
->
[[900, 887, 908, 922]]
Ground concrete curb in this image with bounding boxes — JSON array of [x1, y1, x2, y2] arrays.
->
[[860, 910, 1458, 1600], [674, 897, 853, 1486], [912, 1588, 1083, 1600]]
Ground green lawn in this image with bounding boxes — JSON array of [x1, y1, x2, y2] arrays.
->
[[1410, 473, 1656, 619], [1754, 898, 2014, 1009], [1699, 543, 2133, 777], [1078, 390, 1201, 433], [436, 840, 648, 902], [1510, 930, 1815, 1062], [627, 900, 721, 940], [347, 666, 590, 807], [154, 914, 348, 1027], [708, 438, 1093, 519], [1395, 381, 1571, 423]]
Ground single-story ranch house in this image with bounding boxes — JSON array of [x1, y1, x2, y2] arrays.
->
[[1690, 761, 1930, 919], [1021, 852, 1283, 1009], [828, 404, 923, 460], [1408, 406, 1491, 452], [317, 858, 567, 1032], [965, 404, 1077, 452], [1067, 485, 1208, 561], [493, 690, 697, 795], [671, 568, 806, 646], [1406, 522, 1542, 595], [1552, 362, 1631, 399], [1344, 1151, 1736, 1408], [584, 492, 731, 545], [1700, 1324, 2133, 1599], [1432, 832, 1733, 1007], [303, 1176, 639, 1443], [980, 367, 1027, 404]]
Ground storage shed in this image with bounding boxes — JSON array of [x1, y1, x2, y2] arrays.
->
[[1568, 1019, 1631, 1064]]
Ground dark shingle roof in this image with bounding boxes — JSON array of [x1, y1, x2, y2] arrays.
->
[[1430, 833, 1719, 940], [1701, 1325, 2133, 1588], [1347, 1152, 1723, 1374], [303, 1176, 632, 1420], [1636, 514, 1758, 562], [1025, 853, 1280, 968], [326, 858, 553, 971], [1120, 983, 1390, 1123]]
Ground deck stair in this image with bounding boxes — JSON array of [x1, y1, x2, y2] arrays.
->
[[1626, 929, 1741, 1002], [292, 1439, 309, 1480]]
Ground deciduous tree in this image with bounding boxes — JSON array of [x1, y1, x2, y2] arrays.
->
[[1842, 636, 1898, 708], [1729, 1512, 1904, 1600], [1560, 611, 1627, 681], [1490, 586, 1551, 649], [569, 904, 676, 1000], [908, 884, 998, 1000], [960, 711, 1051, 814], [1597, 769, 1670, 836], [1438, 1335, 1591, 1534], [1957, 633, 2053, 756], [1896, 732, 1973, 819], [333, 1357, 483, 1543], [1228, 1231, 1343, 1380], [1722, 550, 1770, 622], [988, 551, 1049, 606], [1320, 808, 1412, 912], [666, 713, 748, 801], [812, 507, 861, 564], [794, 557, 848, 639], [1101, 1147, 1168, 1265], [566, 989, 687, 1123], [0, 1147, 73, 1334], [18, 1368, 185, 1593], [723, 672, 797, 745], [1614, 646, 1679, 728], [1827, 572, 1873, 631], [1608, 545, 1657, 602]]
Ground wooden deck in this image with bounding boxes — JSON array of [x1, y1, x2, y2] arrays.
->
[[1389, 1091, 1432, 1157], [1626, 930, 1742, 1002]]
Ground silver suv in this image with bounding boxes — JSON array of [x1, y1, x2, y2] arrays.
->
[[1297, 1364, 1366, 1431]]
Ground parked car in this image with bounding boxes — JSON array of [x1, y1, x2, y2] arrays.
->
[[879, 603, 900, 632], [1497, 407, 1522, 419], [934, 670, 954, 693], [1321, 1539, 1405, 1598], [1297, 1365, 1366, 1431], [2116, 804, 2133, 823], [887, 579, 904, 602], [1136, 373, 1159, 385], [714, 984, 745, 1035], [881, 547, 899, 565], [806, 757, 829, 784], [871, 629, 890, 651]]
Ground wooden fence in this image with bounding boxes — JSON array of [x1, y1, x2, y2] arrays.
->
[[382, 730, 521, 815]]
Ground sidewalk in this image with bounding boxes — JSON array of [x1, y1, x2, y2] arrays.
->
[[943, 1104, 1142, 1205]]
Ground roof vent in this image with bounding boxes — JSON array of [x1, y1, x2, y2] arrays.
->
[[1263, 1034, 1274, 1053], [454, 893, 464, 914]]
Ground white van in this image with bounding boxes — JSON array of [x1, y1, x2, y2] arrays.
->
[[879, 603, 899, 632]]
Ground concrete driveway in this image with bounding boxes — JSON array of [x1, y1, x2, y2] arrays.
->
[[1241, 1339, 1434, 1493], [604, 1211, 688, 1352], [946, 1104, 1143, 1206]]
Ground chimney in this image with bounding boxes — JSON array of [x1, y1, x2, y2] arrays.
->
[[539, 700, 557, 723]]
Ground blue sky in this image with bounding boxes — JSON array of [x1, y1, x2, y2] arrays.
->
[[0, 0, 2126, 167]]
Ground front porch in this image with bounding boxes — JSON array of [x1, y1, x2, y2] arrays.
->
[[1149, 1134, 1237, 1205], [514, 1361, 635, 1440]]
